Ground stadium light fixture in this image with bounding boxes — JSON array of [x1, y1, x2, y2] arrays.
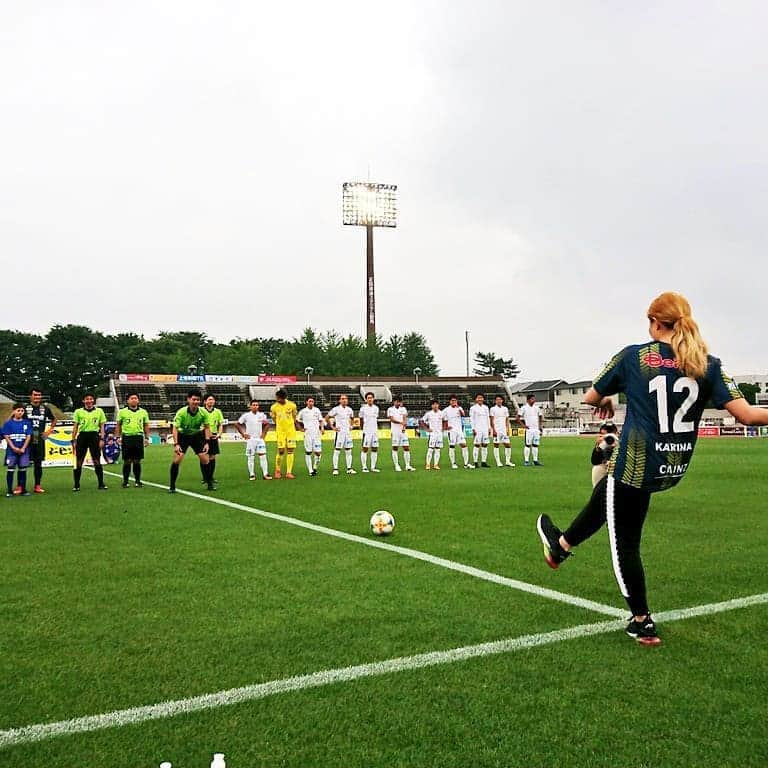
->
[[413, 367, 422, 385], [342, 181, 398, 341], [304, 366, 314, 385]]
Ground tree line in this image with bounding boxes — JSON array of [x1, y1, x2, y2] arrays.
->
[[0, 326, 439, 407]]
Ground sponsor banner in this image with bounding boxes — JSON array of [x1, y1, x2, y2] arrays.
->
[[149, 374, 179, 383], [257, 375, 297, 384], [698, 426, 720, 437], [719, 426, 746, 437], [543, 427, 580, 436], [178, 374, 205, 382], [760, 427, 768, 437], [205, 374, 234, 384], [43, 423, 74, 467], [746, 426, 759, 438]]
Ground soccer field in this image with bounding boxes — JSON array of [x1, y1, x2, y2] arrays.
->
[[2, 438, 766, 768]]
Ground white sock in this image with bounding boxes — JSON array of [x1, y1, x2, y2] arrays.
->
[[247, 456, 255, 475], [524, 447, 531, 462], [473, 446, 479, 463], [493, 446, 501, 466], [392, 450, 400, 469], [434, 449, 440, 466], [305, 455, 313, 473], [333, 450, 340, 470], [371, 451, 377, 469], [259, 454, 268, 476], [449, 446, 456, 465], [461, 446, 469, 465], [346, 450, 353, 469], [361, 452, 368, 469], [404, 451, 412, 468], [314, 453, 321, 468], [426, 447, 434, 466], [533, 447, 539, 462], [481, 446, 488, 462], [505, 446, 512, 463]]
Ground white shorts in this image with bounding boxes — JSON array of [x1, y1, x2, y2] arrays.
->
[[493, 430, 510, 445], [246, 437, 266, 455], [473, 431, 490, 446], [390, 431, 410, 448], [448, 428, 466, 448], [428, 431, 444, 449], [304, 434, 322, 453], [362, 432, 379, 449], [525, 428, 541, 447], [335, 431, 353, 450]]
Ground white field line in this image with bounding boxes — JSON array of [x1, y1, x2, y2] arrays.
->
[[97, 469, 624, 618], [2, 592, 766, 750]]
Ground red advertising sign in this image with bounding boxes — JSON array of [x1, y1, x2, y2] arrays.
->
[[697, 427, 720, 437], [122, 373, 150, 382], [257, 375, 297, 384]]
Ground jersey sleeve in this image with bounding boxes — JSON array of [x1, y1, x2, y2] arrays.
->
[[592, 346, 631, 396], [708, 357, 744, 408], [45, 407, 54, 419], [173, 409, 183, 428]]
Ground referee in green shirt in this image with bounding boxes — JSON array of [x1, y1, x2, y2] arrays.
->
[[71, 393, 107, 491], [116, 393, 151, 488], [202, 394, 224, 485], [169, 388, 213, 493]]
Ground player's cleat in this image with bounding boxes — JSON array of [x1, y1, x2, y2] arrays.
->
[[135, 482, 143, 488], [346, 468, 357, 475], [168, 488, 176, 494], [249, 474, 256, 481], [20, 491, 31, 496], [263, 474, 273, 480], [121, 482, 130, 488], [285, 473, 295, 480], [207, 483, 216, 491], [73, 486, 80, 492], [371, 467, 381, 473], [625, 615, 662, 646], [5, 492, 12, 498], [394, 466, 402, 472], [424, 465, 430, 471], [332, 469, 339, 476], [496, 463, 503, 468], [533, 461, 543, 466], [524, 461, 531, 467], [506, 461, 516, 467], [451, 464, 459, 469], [433, 465, 441, 470], [536, 514, 571, 570], [481, 462, 490, 468], [362, 467, 370, 473], [310, 470, 317, 477], [405, 466, 416, 472], [98, 485, 108, 490], [33, 485, 45, 494], [465, 464, 475, 469], [13, 486, 23, 495], [274, 470, 282, 480]]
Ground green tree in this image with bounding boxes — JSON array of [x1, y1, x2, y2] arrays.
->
[[739, 382, 760, 405], [473, 351, 519, 379]]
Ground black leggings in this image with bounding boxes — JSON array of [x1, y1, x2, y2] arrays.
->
[[564, 475, 652, 617]]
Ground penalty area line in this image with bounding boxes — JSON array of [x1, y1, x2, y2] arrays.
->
[[98, 468, 624, 618], [2, 592, 766, 750]]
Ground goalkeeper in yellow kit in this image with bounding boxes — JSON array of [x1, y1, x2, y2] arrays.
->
[[269, 388, 299, 479]]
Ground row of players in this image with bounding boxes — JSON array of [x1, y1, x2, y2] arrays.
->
[[231, 390, 544, 480], [1, 388, 544, 494]]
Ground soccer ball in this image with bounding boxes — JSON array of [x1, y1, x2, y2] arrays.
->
[[370, 510, 395, 536]]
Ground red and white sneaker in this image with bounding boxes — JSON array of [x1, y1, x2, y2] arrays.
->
[[34, 485, 45, 494]]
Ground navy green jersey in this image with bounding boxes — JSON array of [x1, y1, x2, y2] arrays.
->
[[173, 406, 210, 436], [593, 341, 743, 492], [24, 404, 55, 444]]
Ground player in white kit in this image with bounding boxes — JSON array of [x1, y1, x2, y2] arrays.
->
[[518, 393, 543, 466], [297, 396, 325, 476], [420, 400, 446, 470], [469, 393, 491, 467], [359, 392, 381, 473], [387, 395, 415, 471], [490, 394, 515, 468], [327, 394, 356, 475], [443, 395, 471, 469], [234, 400, 272, 480]]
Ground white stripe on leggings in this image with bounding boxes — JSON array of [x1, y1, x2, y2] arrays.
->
[[605, 475, 630, 598]]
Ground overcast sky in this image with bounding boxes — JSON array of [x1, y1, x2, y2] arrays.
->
[[2, 2, 766, 381]]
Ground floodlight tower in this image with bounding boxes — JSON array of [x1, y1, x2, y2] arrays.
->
[[342, 182, 398, 342]]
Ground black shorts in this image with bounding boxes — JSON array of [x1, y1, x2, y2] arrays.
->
[[206, 436, 220, 456], [177, 432, 207, 455], [75, 432, 101, 461], [29, 441, 46, 464], [121, 435, 145, 461]]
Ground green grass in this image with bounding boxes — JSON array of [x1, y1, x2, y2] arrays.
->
[[1, 438, 766, 767]]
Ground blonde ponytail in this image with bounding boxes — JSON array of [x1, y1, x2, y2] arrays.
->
[[647, 292, 709, 379]]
